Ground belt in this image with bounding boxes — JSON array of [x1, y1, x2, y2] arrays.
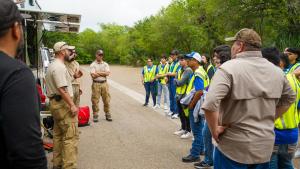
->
[[93, 80, 107, 83]]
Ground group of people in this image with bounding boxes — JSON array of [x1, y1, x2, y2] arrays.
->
[[45, 43, 112, 169], [142, 28, 300, 169]]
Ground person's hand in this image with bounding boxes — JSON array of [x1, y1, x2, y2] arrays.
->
[[141, 80, 144, 85], [79, 89, 83, 95], [212, 126, 227, 143], [70, 105, 79, 117], [74, 70, 83, 79], [165, 77, 168, 83]]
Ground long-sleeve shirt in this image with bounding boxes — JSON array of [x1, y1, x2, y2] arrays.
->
[[0, 51, 47, 169], [202, 51, 296, 164], [175, 67, 193, 87]]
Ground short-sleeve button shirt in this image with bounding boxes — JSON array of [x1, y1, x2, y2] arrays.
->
[[45, 59, 73, 97], [90, 61, 110, 82], [65, 60, 80, 85]]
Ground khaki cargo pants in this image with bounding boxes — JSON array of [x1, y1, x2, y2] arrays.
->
[[50, 99, 79, 169], [91, 82, 111, 118], [72, 84, 80, 107]]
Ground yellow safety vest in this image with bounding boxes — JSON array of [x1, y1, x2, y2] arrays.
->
[[157, 64, 169, 85], [170, 61, 180, 73], [186, 66, 209, 95], [176, 68, 188, 95], [206, 64, 215, 73], [183, 66, 209, 117], [144, 65, 157, 82], [275, 73, 300, 129], [286, 63, 300, 74]]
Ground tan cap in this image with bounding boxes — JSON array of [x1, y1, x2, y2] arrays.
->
[[53, 42, 74, 52], [225, 28, 262, 48]]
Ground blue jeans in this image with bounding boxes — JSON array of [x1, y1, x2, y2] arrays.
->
[[214, 148, 269, 169], [269, 144, 297, 169], [156, 83, 170, 107], [203, 121, 214, 165], [189, 110, 204, 157], [168, 79, 177, 114], [144, 82, 156, 105]]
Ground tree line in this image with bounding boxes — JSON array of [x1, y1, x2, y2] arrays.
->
[[43, 0, 300, 66]]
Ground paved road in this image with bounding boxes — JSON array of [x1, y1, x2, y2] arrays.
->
[[49, 65, 195, 169]]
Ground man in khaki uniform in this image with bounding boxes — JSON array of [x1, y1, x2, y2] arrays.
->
[[65, 46, 83, 107], [45, 42, 79, 169], [90, 49, 112, 122]]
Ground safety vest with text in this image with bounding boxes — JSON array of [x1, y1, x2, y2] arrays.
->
[[158, 64, 169, 85], [275, 73, 300, 129], [144, 65, 157, 83]]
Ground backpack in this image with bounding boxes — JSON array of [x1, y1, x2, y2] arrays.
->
[[78, 106, 90, 127]]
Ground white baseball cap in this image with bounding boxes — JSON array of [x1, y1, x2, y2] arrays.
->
[[185, 52, 202, 63]]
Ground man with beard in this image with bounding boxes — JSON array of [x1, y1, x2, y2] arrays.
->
[[0, 0, 47, 168], [65, 46, 83, 107], [46, 42, 79, 169]]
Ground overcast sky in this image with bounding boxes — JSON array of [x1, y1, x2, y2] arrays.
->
[[38, 0, 172, 32]]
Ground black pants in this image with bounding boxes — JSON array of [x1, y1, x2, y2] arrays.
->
[[177, 99, 191, 132]]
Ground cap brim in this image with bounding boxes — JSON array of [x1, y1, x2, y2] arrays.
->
[[68, 46, 75, 50], [225, 37, 236, 42]]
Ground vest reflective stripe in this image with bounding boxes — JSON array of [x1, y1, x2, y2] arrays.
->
[[206, 64, 215, 73], [144, 65, 157, 82], [158, 64, 169, 85], [170, 61, 180, 73], [287, 63, 300, 74], [186, 66, 209, 95], [176, 68, 188, 95], [275, 73, 300, 129]]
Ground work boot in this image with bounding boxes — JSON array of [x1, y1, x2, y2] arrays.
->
[[93, 115, 99, 123], [106, 115, 112, 122], [182, 155, 200, 163]]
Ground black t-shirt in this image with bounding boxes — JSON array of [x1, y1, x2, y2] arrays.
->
[[0, 51, 47, 169]]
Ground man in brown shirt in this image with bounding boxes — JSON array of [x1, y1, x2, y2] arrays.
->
[[202, 28, 296, 168]]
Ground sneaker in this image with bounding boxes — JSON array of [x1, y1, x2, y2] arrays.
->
[[164, 105, 169, 110], [171, 114, 179, 119], [154, 105, 161, 109], [181, 132, 193, 139], [174, 129, 185, 136], [182, 154, 200, 163], [194, 161, 213, 169], [93, 115, 99, 123], [167, 112, 173, 116], [143, 103, 148, 107]]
